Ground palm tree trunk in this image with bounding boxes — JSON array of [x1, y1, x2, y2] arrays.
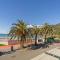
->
[[21, 35, 26, 48], [35, 34, 37, 46], [17, 36, 21, 48], [18, 36, 20, 43], [44, 34, 47, 43], [21, 35, 24, 48]]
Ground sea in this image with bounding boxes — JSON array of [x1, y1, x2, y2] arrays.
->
[[0, 34, 8, 38]]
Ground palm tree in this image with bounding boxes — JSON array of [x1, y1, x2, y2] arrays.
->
[[42, 23, 53, 43], [9, 20, 28, 48], [31, 25, 40, 46]]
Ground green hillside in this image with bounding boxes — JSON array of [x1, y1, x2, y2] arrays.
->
[[52, 23, 60, 35]]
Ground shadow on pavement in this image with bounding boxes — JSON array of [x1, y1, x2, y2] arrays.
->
[[0, 50, 16, 56], [30, 43, 49, 50]]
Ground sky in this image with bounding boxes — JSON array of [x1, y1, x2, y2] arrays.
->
[[0, 0, 60, 33]]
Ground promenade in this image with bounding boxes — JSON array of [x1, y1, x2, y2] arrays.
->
[[31, 46, 60, 60], [0, 45, 59, 60]]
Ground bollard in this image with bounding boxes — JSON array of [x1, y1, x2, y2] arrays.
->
[[11, 46, 13, 51]]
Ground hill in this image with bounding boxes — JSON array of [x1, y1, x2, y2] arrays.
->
[[52, 23, 60, 35]]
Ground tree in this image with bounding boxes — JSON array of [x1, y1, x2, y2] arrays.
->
[[31, 25, 40, 46], [9, 20, 28, 48], [42, 23, 53, 43]]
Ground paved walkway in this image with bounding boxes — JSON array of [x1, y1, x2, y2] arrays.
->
[[31, 53, 58, 60], [31, 47, 60, 60], [0, 45, 59, 60]]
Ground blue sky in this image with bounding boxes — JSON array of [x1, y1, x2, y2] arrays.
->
[[0, 0, 60, 33]]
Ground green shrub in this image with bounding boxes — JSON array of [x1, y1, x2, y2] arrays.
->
[[47, 37, 55, 43]]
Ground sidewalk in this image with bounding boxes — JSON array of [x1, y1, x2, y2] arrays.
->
[[31, 47, 60, 60], [0, 45, 58, 60]]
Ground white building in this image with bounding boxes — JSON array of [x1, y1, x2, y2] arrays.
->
[[27, 25, 43, 28]]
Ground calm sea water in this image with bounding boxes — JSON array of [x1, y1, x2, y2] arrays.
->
[[0, 34, 8, 38]]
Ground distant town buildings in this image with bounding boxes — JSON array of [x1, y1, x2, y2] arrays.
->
[[27, 25, 43, 28]]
